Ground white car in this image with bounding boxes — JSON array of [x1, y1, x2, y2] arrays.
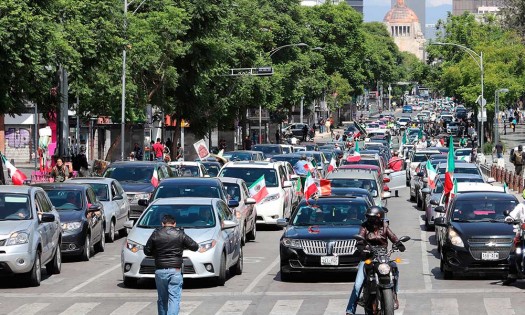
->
[[122, 197, 242, 287], [68, 177, 130, 242], [218, 161, 293, 225], [168, 161, 208, 177], [455, 148, 472, 162], [405, 150, 441, 186]]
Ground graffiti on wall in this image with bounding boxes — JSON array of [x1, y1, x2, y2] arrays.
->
[[5, 128, 31, 148]]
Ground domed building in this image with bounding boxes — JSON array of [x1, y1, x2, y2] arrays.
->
[[384, 0, 426, 60]]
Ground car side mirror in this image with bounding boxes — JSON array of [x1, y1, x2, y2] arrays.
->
[[228, 200, 240, 208], [434, 217, 447, 227], [383, 177, 391, 183], [399, 236, 410, 242], [384, 169, 393, 175], [245, 198, 256, 205], [283, 180, 292, 188], [113, 195, 124, 201], [123, 220, 134, 229], [430, 199, 439, 206], [222, 220, 238, 230], [290, 175, 300, 180], [138, 199, 149, 207], [88, 204, 102, 212], [41, 213, 55, 223], [371, 190, 378, 197], [276, 218, 288, 227], [435, 206, 445, 213], [421, 188, 431, 194]]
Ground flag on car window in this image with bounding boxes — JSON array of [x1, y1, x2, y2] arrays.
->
[[327, 156, 337, 173], [346, 141, 361, 163], [151, 168, 159, 187], [444, 136, 455, 195], [426, 160, 437, 189], [319, 179, 331, 196], [0, 152, 27, 185], [249, 175, 269, 203], [304, 171, 318, 201]]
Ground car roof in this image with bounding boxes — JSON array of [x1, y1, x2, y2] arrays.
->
[[437, 173, 483, 179], [68, 177, 114, 184], [330, 187, 371, 193], [0, 185, 36, 194], [159, 178, 222, 185], [218, 177, 245, 184], [108, 161, 162, 167], [168, 161, 201, 166], [340, 164, 380, 170], [327, 169, 378, 179], [222, 161, 277, 168], [33, 183, 90, 191], [454, 191, 515, 200], [151, 197, 221, 206], [456, 183, 505, 193], [299, 196, 368, 204], [436, 162, 476, 169]]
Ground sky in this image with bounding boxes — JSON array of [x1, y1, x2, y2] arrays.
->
[[364, 0, 453, 24], [366, 0, 452, 6]]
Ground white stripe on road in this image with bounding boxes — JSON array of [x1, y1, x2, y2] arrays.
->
[[215, 300, 251, 315], [323, 299, 348, 315], [269, 300, 302, 315], [431, 298, 458, 315], [396, 298, 406, 315], [7, 303, 49, 315], [242, 257, 279, 293], [109, 302, 151, 315], [419, 216, 433, 290], [180, 301, 202, 315], [67, 263, 121, 293], [58, 302, 99, 315], [484, 298, 515, 315]]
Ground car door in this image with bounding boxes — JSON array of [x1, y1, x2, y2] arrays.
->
[[242, 182, 255, 228], [86, 188, 103, 242], [217, 201, 237, 265], [34, 192, 51, 262], [278, 165, 291, 214], [113, 181, 129, 228]]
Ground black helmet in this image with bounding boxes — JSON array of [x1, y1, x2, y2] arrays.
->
[[366, 206, 385, 220]]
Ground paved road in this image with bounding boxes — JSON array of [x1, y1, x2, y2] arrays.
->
[[2, 187, 525, 314]]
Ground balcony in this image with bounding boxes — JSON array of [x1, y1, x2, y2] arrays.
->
[[246, 108, 270, 121]]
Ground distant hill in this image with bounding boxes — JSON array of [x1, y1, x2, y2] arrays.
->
[[363, 4, 452, 25]]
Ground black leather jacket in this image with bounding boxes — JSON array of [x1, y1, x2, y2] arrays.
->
[[144, 226, 199, 269]]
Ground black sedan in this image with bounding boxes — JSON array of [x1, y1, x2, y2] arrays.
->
[[435, 192, 518, 279], [329, 187, 375, 206], [277, 196, 369, 281], [34, 183, 106, 261]]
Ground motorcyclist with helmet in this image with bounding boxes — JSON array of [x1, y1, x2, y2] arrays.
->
[[346, 206, 406, 315], [503, 190, 525, 285]]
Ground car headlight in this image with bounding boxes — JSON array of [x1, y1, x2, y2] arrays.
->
[[261, 194, 280, 205], [5, 231, 29, 246], [377, 263, 391, 275], [62, 221, 82, 231], [199, 240, 217, 252], [281, 238, 302, 249], [126, 239, 144, 253], [448, 228, 464, 247], [134, 193, 151, 201]]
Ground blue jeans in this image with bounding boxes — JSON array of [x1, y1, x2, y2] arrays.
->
[[497, 153, 503, 158], [346, 261, 399, 314], [155, 268, 183, 315]]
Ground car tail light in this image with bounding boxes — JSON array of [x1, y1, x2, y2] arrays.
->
[[521, 223, 525, 230], [514, 236, 520, 247]]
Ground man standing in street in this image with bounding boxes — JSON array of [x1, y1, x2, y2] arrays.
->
[[512, 145, 525, 176], [152, 138, 164, 161], [275, 130, 280, 144], [495, 142, 504, 159], [302, 124, 308, 142], [144, 215, 200, 315]]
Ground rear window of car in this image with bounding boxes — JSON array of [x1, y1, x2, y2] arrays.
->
[[153, 184, 222, 200], [138, 204, 216, 228], [220, 168, 279, 188], [104, 166, 153, 183], [253, 145, 281, 155], [329, 178, 378, 192]]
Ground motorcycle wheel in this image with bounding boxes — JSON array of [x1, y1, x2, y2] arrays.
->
[[380, 289, 395, 315]]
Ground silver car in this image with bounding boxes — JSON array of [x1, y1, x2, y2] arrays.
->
[[68, 178, 130, 242], [0, 186, 62, 286], [121, 197, 243, 287]]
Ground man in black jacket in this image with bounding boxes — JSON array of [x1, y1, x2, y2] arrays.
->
[[144, 215, 200, 315]]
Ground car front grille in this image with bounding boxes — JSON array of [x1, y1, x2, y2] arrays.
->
[[300, 240, 327, 255], [333, 240, 357, 255], [468, 237, 513, 260], [468, 238, 513, 245], [299, 239, 358, 256], [139, 257, 196, 275]]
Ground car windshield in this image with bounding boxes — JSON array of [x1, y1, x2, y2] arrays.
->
[[171, 165, 200, 177], [435, 177, 484, 193], [272, 156, 301, 166], [86, 183, 109, 201], [343, 159, 380, 168], [46, 190, 84, 210], [451, 199, 518, 222], [291, 202, 368, 226], [330, 178, 379, 192], [153, 184, 222, 200], [138, 204, 216, 228], [204, 165, 220, 177], [253, 145, 281, 155], [223, 183, 241, 201], [413, 154, 431, 163], [282, 147, 292, 154], [438, 166, 480, 175], [220, 168, 278, 188], [104, 166, 153, 183], [456, 150, 470, 157], [0, 194, 31, 220]]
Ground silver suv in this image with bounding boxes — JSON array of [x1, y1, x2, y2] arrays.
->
[[0, 186, 62, 286]]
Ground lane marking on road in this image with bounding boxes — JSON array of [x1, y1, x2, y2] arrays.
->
[[323, 299, 348, 315], [269, 299, 302, 315], [66, 263, 121, 293], [242, 256, 279, 293], [484, 298, 515, 315], [109, 302, 151, 315], [215, 300, 251, 315], [396, 298, 406, 315], [180, 301, 202, 315], [7, 303, 49, 315], [419, 216, 433, 290], [58, 302, 99, 315], [431, 298, 458, 315]]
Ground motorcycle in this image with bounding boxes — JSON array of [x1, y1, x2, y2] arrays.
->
[[354, 234, 410, 315], [504, 211, 525, 279]]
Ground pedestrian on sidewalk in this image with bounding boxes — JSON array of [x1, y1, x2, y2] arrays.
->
[[511, 145, 525, 176], [504, 121, 507, 135], [495, 142, 504, 159], [512, 118, 517, 132], [144, 215, 200, 315], [153, 138, 164, 161], [51, 158, 68, 182]]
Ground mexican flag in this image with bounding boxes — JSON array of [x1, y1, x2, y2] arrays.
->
[[303, 171, 318, 201], [450, 178, 458, 199], [319, 179, 332, 196], [443, 136, 455, 196], [426, 160, 437, 189], [346, 141, 361, 163], [151, 168, 159, 187], [249, 175, 269, 203], [303, 159, 316, 173], [1, 153, 27, 185], [295, 176, 302, 196], [327, 156, 337, 173]]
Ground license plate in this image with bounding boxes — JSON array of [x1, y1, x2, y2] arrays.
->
[[321, 256, 339, 266], [481, 252, 499, 260]]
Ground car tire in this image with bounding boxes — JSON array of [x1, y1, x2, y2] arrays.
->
[[231, 246, 243, 276], [240, 224, 246, 246], [409, 193, 415, 202], [119, 216, 130, 238], [216, 253, 227, 286], [440, 257, 453, 279], [26, 250, 42, 287], [247, 220, 256, 241], [424, 216, 432, 231], [106, 220, 116, 243], [417, 193, 422, 208], [81, 234, 91, 261], [95, 227, 105, 253], [123, 276, 137, 287], [280, 266, 292, 282], [46, 245, 61, 275]]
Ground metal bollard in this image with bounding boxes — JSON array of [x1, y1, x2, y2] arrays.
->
[[519, 176, 524, 193]]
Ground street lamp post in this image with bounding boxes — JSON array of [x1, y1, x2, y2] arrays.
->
[[388, 84, 392, 112], [431, 42, 484, 148], [495, 88, 509, 145]]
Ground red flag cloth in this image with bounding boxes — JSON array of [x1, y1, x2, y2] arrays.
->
[[387, 157, 403, 172], [319, 179, 332, 196]]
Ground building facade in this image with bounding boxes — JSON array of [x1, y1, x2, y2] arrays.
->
[[391, 0, 426, 31], [346, 0, 363, 14], [384, 0, 426, 60], [452, 0, 502, 15], [300, 0, 363, 14]]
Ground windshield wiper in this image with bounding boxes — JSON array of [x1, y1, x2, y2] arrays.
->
[[453, 219, 473, 222], [477, 218, 505, 223]]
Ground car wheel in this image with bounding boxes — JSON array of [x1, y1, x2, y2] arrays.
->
[[230, 246, 243, 276], [81, 234, 91, 261], [424, 216, 431, 231], [26, 250, 42, 287], [119, 215, 130, 237], [106, 220, 115, 243], [416, 193, 422, 208], [123, 276, 137, 287], [280, 266, 292, 282], [95, 227, 105, 253], [240, 224, 246, 246], [409, 192, 415, 202], [46, 244, 61, 275], [216, 253, 227, 286], [247, 220, 256, 241]]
